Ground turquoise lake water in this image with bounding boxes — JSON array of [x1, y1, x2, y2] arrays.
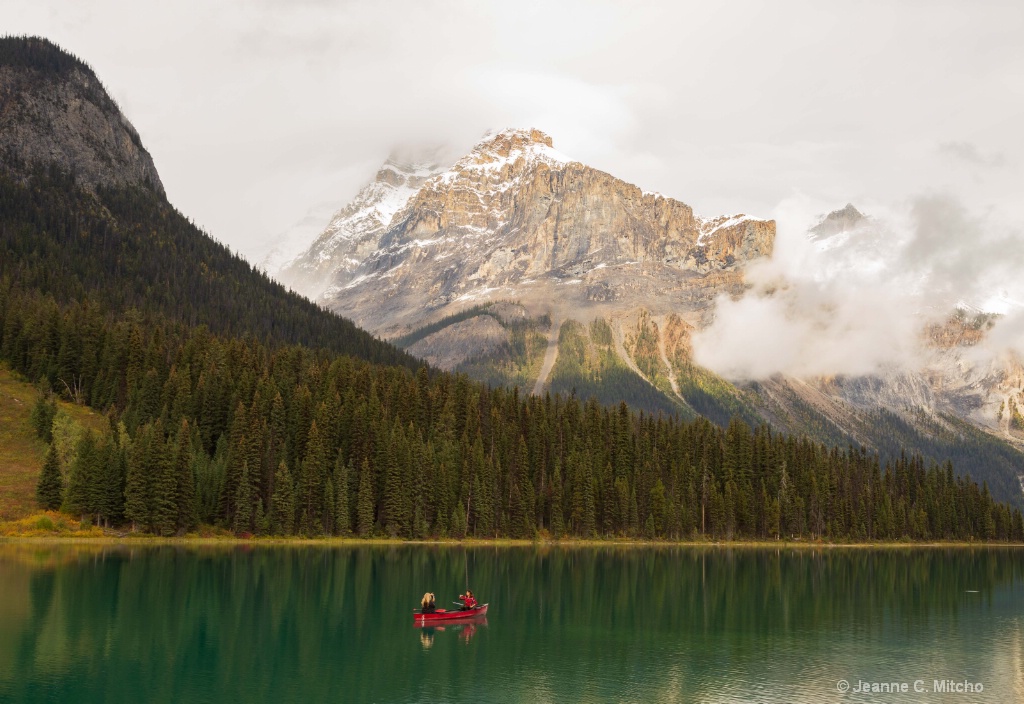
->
[[0, 544, 1021, 703]]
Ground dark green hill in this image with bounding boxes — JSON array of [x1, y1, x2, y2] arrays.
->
[[0, 36, 416, 369]]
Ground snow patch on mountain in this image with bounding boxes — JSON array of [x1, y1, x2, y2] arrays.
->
[[274, 151, 449, 299], [430, 128, 574, 199], [696, 214, 758, 246]]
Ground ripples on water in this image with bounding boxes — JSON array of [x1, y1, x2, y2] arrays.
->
[[0, 545, 1021, 703]]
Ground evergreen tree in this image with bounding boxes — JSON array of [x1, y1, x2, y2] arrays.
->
[[36, 444, 63, 510], [270, 460, 295, 536], [104, 439, 127, 526], [334, 456, 351, 535], [451, 503, 468, 539], [357, 458, 374, 537], [569, 451, 596, 537], [382, 427, 409, 537], [64, 430, 99, 520], [150, 424, 177, 536], [255, 497, 268, 536], [124, 425, 153, 531], [550, 458, 564, 537], [650, 479, 666, 535], [173, 419, 198, 534], [322, 477, 335, 536], [298, 419, 328, 535], [614, 476, 630, 536], [218, 401, 249, 525], [30, 388, 57, 442], [233, 461, 253, 534], [628, 485, 640, 537]]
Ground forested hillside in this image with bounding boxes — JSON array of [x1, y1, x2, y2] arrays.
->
[[3, 289, 1021, 541], [0, 170, 417, 368]]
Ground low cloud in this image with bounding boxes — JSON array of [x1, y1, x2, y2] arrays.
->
[[691, 194, 1024, 380]]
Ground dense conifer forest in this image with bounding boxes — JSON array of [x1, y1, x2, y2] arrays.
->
[[3, 284, 1022, 541]]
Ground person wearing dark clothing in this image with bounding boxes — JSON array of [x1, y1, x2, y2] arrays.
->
[[421, 592, 437, 613]]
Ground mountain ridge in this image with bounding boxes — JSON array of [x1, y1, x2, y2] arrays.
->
[[273, 142, 1024, 507], [276, 151, 449, 299]]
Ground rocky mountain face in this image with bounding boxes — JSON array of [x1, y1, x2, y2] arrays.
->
[[277, 133, 1024, 506], [0, 36, 164, 195], [288, 128, 774, 334]]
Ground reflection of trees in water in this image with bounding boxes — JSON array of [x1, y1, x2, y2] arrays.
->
[[0, 546, 1020, 702]]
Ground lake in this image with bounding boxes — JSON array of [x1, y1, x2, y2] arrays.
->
[[0, 544, 1021, 703]]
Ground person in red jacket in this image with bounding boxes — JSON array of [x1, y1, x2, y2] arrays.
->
[[458, 590, 477, 610]]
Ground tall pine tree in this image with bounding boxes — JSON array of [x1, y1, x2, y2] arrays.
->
[[36, 444, 63, 510]]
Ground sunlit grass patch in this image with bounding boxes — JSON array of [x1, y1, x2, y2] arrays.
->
[[0, 510, 104, 537]]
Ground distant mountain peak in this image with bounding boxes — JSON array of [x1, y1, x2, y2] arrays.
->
[[275, 149, 448, 298], [380, 142, 451, 175], [810, 203, 866, 238], [480, 127, 553, 147], [442, 127, 573, 180]]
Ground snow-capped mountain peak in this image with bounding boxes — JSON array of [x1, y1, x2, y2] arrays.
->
[[466, 127, 572, 167], [275, 149, 448, 299], [427, 128, 574, 194], [809, 203, 866, 240], [288, 127, 775, 335]]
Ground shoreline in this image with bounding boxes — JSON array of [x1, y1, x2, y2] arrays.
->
[[2, 535, 1023, 549]]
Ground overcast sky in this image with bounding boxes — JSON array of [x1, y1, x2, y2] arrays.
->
[[9, 0, 1024, 263]]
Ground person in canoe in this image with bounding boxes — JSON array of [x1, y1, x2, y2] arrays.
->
[[458, 590, 477, 610], [420, 592, 438, 613]]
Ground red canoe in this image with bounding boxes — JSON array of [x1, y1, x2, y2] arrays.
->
[[413, 604, 489, 623]]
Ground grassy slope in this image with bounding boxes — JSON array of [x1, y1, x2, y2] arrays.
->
[[547, 319, 686, 417], [0, 365, 106, 520]]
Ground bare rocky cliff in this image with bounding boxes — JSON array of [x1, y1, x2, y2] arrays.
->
[[0, 37, 164, 195]]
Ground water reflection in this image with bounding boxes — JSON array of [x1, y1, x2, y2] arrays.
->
[[417, 619, 487, 648], [0, 544, 1020, 703]]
